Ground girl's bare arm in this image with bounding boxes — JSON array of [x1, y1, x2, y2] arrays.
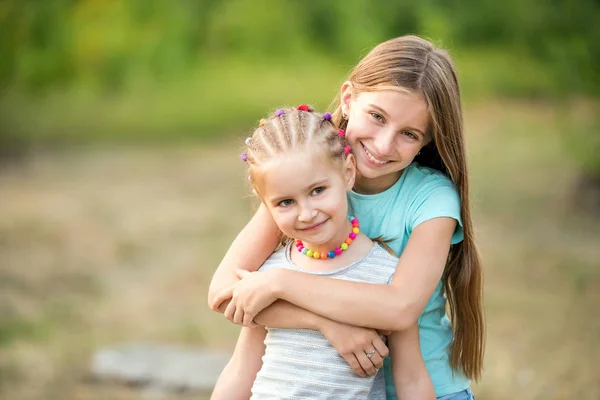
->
[[207, 203, 281, 305], [211, 326, 267, 400], [389, 325, 435, 400], [271, 218, 456, 330], [216, 217, 456, 331]]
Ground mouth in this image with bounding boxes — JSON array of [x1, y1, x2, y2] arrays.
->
[[361, 143, 391, 166], [299, 219, 328, 231]]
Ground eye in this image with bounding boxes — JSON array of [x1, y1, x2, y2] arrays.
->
[[370, 112, 384, 123], [278, 199, 295, 207], [403, 131, 418, 140], [311, 187, 325, 196]]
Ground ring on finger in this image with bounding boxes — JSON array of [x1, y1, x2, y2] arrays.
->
[[365, 349, 376, 359]]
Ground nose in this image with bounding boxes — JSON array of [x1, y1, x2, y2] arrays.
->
[[373, 128, 395, 157], [297, 201, 317, 222]]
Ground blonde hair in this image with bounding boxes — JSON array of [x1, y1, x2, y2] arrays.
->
[[332, 35, 485, 380], [244, 107, 350, 194]]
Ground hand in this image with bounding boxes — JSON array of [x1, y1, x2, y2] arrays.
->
[[211, 268, 279, 327], [321, 319, 389, 377]]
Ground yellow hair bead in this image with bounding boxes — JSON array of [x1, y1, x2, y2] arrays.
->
[[259, 119, 266, 127], [352, 227, 359, 234]]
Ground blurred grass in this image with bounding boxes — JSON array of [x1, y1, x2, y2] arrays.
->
[[0, 100, 598, 399]]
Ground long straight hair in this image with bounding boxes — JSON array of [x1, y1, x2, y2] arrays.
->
[[331, 35, 485, 380]]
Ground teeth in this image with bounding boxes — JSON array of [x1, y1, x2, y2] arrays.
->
[[363, 145, 388, 164]]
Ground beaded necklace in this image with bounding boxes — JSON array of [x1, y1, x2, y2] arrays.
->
[[295, 217, 360, 260]]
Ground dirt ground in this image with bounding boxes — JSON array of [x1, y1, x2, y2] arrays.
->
[[0, 101, 598, 399]]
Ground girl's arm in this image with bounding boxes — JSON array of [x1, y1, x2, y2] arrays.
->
[[207, 204, 281, 306], [388, 325, 435, 400], [214, 217, 456, 331], [215, 297, 389, 377], [211, 326, 267, 400], [254, 300, 388, 377]]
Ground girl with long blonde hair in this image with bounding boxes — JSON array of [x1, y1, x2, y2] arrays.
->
[[210, 35, 485, 400]]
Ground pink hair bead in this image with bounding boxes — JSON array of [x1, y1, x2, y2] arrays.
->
[[344, 145, 351, 155], [338, 129, 345, 138]]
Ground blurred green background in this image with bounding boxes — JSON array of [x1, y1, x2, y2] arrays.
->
[[0, 1, 598, 399]]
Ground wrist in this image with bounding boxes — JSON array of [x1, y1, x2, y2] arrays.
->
[[268, 268, 287, 299], [316, 316, 336, 335]]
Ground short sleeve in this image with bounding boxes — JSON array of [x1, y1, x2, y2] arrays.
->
[[409, 182, 464, 244]]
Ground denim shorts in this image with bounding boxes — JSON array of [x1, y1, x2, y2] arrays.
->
[[436, 388, 475, 400]]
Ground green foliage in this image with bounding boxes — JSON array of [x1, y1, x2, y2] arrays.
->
[[0, 0, 599, 178], [1, 0, 598, 95]]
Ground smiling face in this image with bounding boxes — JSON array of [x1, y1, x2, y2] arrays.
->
[[257, 150, 355, 251], [341, 86, 431, 194]]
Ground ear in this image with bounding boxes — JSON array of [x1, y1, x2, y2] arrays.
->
[[343, 153, 356, 191], [340, 81, 354, 116]]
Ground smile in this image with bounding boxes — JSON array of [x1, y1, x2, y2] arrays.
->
[[299, 220, 328, 231], [361, 143, 390, 165]]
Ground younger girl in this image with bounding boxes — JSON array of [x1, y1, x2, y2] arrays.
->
[[211, 107, 434, 400], [210, 35, 484, 400]]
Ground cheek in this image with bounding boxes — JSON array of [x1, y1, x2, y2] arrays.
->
[[347, 114, 367, 136], [270, 210, 289, 227]]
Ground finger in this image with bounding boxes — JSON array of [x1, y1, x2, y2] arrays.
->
[[355, 351, 377, 376], [234, 268, 251, 279], [215, 298, 231, 314], [211, 287, 234, 311], [376, 329, 391, 336], [242, 311, 256, 327], [367, 347, 384, 370], [372, 336, 390, 359], [346, 354, 367, 377], [233, 303, 245, 325], [224, 300, 236, 322]]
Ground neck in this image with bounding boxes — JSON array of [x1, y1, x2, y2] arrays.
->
[[353, 169, 403, 194], [300, 218, 354, 255]]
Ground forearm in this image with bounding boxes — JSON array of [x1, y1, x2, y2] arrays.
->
[[208, 204, 281, 305], [253, 300, 329, 330], [269, 221, 452, 331], [212, 327, 266, 400], [211, 359, 254, 400], [393, 368, 435, 400], [271, 270, 415, 331], [390, 326, 435, 400]]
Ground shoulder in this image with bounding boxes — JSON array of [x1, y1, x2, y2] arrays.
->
[[258, 246, 289, 272], [401, 163, 460, 208], [368, 243, 398, 284], [403, 164, 464, 243], [404, 163, 457, 194], [369, 243, 399, 269]]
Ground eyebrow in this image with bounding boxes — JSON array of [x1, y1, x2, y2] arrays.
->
[[268, 178, 330, 204], [368, 103, 426, 137]]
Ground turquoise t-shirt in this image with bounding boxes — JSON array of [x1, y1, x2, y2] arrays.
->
[[347, 162, 469, 398]]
